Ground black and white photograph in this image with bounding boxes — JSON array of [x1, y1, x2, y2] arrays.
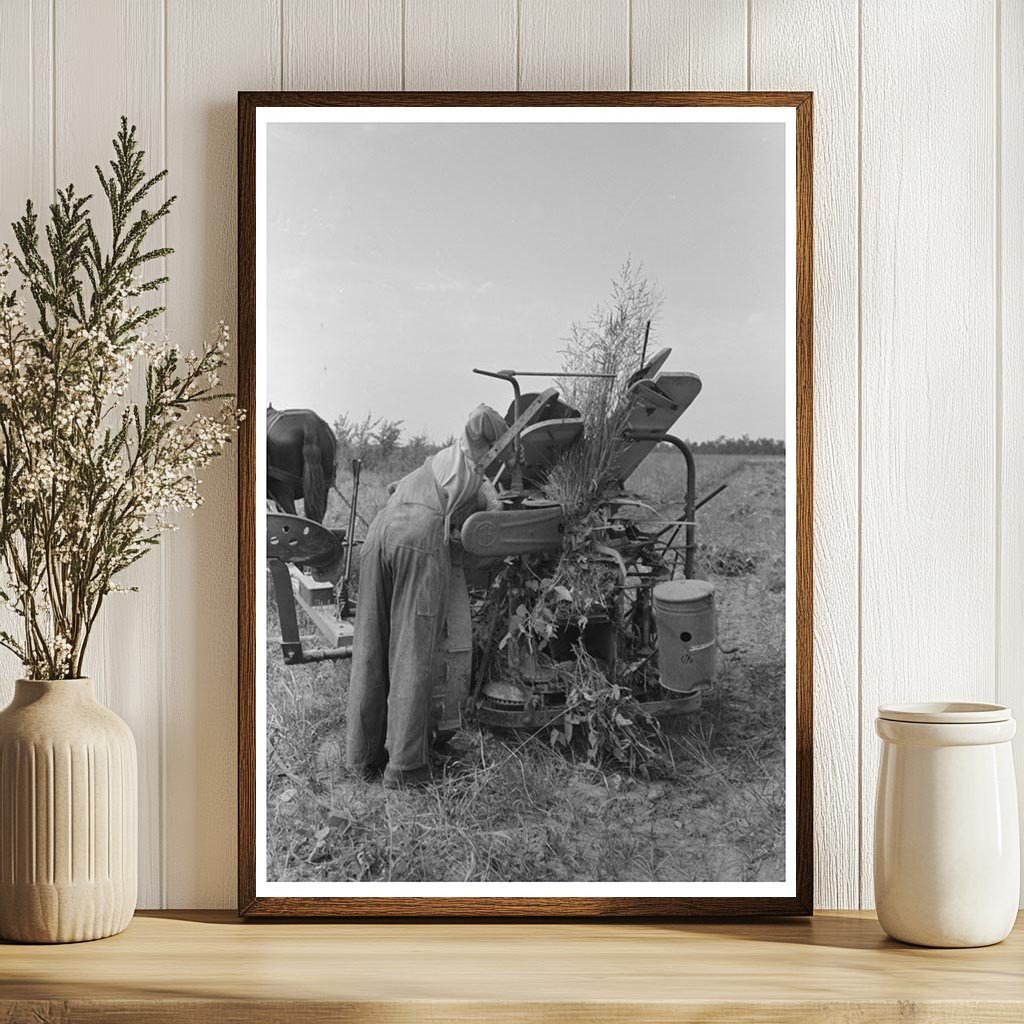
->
[[247, 99, 807, 911]]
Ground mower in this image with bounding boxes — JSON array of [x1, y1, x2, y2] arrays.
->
[[265, 345, 725, 737]]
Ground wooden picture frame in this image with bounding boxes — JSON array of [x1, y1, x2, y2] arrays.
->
[[238, 91, 813, 917]]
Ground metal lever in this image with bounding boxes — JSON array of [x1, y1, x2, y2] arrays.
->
[[625, 430, 697, 579], [338, 458, 362, 617], [472, 368, 525, 491]]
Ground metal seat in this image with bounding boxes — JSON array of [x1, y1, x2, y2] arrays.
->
[[266, 513, 344, 568], [494, 417, 585, 489], [609, 371, 703, 482], [519, 418, 584, 470]]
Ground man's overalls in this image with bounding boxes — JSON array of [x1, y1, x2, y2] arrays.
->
[[344, 462, 454, 775]]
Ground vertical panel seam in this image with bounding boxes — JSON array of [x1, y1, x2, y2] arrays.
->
[[627, 0, 632, 91], [400, 0, 405, 91], [994, 0, 1003, 707], [29, 0, 34, 192], [159, 0, 169, 911], [279, 0, 284, 90], [856, 0, 864, 910], [49, 0, 55, 197], [515, 0, 521, 90], [745, 0, 752, 90], [686, 1, 692, 91]]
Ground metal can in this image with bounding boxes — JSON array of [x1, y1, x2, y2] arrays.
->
[[652, 579, 717, 692]]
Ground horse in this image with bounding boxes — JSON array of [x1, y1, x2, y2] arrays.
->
[[266, 405, 336, 524]]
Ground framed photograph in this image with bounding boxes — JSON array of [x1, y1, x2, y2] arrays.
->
[[238, 91, 812, 917]]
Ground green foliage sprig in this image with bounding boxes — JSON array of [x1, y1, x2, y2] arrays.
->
[[0, 118, 240, 679]]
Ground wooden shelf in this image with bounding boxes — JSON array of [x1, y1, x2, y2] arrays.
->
[[2, 910, 1023, 1022]]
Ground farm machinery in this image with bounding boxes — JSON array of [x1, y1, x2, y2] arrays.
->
[[266, 345, 725, 737]]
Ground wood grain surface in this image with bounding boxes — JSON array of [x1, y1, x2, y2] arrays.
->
[[164, 0, 280, 909], [1000, 0, 1024, 899], [858, 0, 998, 909], [404, 0, 516, 90], [518, 0, 629, 90], [282, 0, 402, 91], [631, 0, 747, 92], [750, 0, 860, 913], [2, 911, 1023, 1023], [53, 0, 167, 913], [0, 8, 53, 686]]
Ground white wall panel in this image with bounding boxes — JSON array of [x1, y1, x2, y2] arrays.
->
[[405, 0, 516, 90], [1000, 0, 1024, 898], [0, 0, 53, 693], [163, 0, 280, 908], [283, 0, 402, 90], [53, 0, 167, 909], [519, 0, 628, 90], [750, 0, 860, 911], [0, 0, 1016, 910], [859, 0, 998, 907], [0, 0, 51, 231], [631, 0, 746, 91]]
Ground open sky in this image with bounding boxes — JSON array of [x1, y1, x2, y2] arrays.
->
[[266, 119, 786, 443]]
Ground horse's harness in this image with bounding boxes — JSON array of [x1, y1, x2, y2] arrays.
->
[[268, 464, 303, 488]]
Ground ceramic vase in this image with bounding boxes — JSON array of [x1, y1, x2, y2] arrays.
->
[[0, 678, 137, 943], [874, 702, 1019, 948]]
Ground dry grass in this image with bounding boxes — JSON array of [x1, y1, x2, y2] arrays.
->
[[266, 453, 787, 884]]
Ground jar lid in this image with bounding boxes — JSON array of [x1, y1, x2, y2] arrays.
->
[[877, 701, 1011, 724]]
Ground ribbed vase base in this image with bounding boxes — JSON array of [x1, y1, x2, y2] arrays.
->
[[0, 678, 138, 945], [0, 880, 135, 943]]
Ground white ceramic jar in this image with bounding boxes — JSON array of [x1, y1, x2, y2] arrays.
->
[[874, 702, 1019, 947]]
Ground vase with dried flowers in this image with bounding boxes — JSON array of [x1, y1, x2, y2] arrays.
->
[[0, 119, 240, 942]]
